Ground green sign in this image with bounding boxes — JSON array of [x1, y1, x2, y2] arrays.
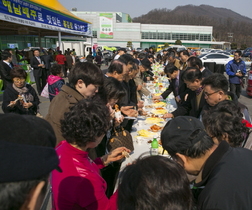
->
[[99, 13, 113, 39]]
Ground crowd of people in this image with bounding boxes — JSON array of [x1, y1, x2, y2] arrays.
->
[[1, 46, 252, 210]]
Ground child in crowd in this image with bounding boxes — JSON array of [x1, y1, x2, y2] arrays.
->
[[48, 64, 65, 101]]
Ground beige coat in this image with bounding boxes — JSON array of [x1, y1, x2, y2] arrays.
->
[[134, 71, 150, 101]]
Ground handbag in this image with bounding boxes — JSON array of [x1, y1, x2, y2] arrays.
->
[[107, 126, 134, 152], [41, 83, 49, 98]]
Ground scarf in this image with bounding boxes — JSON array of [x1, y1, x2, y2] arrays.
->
[[12, 83, 34, 102], [195, 86, 204, 96]]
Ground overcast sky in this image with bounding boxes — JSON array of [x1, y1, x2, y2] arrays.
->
[[59, 0, 252, 19]]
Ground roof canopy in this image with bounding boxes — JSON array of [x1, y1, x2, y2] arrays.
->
[[29, 0, 91, 24], [0, 0, 92, 36]]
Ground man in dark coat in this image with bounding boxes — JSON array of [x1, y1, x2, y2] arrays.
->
[[187, 56, 213, 79], [42, 50, 54, 78], [65, 51, 73, 73], [161, 116, 252, 210], [0, 51, 13, 89], [163, 67, 207, 119], [30, 49, 46, 95], [153, 64, 189, 106]]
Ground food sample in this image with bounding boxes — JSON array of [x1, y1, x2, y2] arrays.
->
[[122, 150, 130, 158], [155, 107, 164, 110], [145, 117, 164, 124], [146, 114, 159, 118], [151, 109, 167, 115], [153, 102, 166, 107], [137, 129, 155, 137], [154, 93, 161, 96], [149, 124, 163, 132], [154, 99, 161, 103]]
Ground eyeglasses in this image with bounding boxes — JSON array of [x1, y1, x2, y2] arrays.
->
[[204, 90, 219, 97], [13, 78, 25, 83]]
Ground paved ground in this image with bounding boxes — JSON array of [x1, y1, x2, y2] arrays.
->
[[0, 68, 252, 120]]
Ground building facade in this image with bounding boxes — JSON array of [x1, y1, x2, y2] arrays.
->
[[72, 11, 228, 49]]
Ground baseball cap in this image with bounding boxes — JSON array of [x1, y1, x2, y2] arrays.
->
[[161, 116, 207, 155], [0, 114, 60, 183]]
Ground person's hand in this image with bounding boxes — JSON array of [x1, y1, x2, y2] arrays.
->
[[107, 104, 115, 120], [236, 72, 243, 77], [121, 106, 134, 116], [108, 147, 131, 162], [137, 84, 142, 91], [153, 95, 162, 100], [23, 102, 33, 109], [38, 64, 43, 67], [138, 109, 147, 116], [163, 113, 174, 119], [137, 100, 144, 109], [8, 101, 17, 108], [128, 109, 138, 117], [114, 115, 124, 127], [175, 96, 181, 103], [102, 147, 131, 165]]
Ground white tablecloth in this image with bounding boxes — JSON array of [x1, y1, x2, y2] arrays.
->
[[120, 93, 177, 170]]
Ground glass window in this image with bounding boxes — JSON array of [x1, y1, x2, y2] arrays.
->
[[206, 54, 228, 59], [92, 31, 97, 38]]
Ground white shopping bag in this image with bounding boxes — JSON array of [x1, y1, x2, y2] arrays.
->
[[41, 83, 49, 99]]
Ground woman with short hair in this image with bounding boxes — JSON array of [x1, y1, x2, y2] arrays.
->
[[2, 67, 40, 115], [51, 99, 130, 210], [202, 100, 250, 148]]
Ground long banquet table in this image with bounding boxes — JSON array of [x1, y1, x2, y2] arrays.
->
[[120, 93, 177, 168]]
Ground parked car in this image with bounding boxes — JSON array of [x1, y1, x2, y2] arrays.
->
[[136, 48, 143, 52], [102, 50, 113, 61], [198, 53, 233, 65], [209, 49, 221, 53], [216, 51, 232, 56], [242, 47, 252, 57], [165, 45, 187, 52], [200, 48, 211, 53]]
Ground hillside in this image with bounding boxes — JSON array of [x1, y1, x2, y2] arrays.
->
[[133, 4, 252, 48]]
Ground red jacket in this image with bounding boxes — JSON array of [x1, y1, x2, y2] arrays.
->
[[56, 54, 66, 65], [51, 141, 118, 210]]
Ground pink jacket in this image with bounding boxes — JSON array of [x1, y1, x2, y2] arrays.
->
[[51, 141, 118, 210], [47, 75, 65, 101]]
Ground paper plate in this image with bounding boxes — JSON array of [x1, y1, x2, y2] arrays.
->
[[153, 102, 166, 108], [145, 117, 164, 124], [137, 129, 155, 138], [151, 109, 167, 115]]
